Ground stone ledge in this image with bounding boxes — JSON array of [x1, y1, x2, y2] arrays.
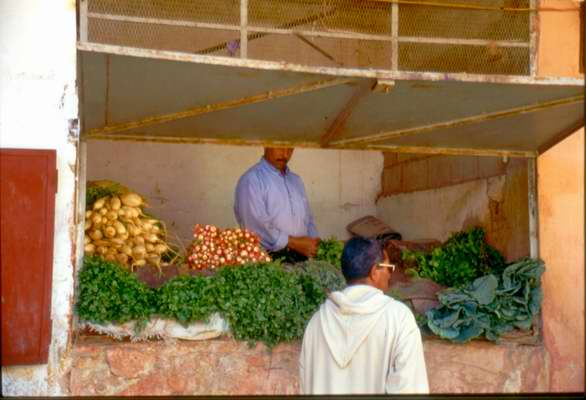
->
[[68, 335, 549, 395]]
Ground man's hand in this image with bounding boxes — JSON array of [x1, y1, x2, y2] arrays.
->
[[288, 236, 321, 258]]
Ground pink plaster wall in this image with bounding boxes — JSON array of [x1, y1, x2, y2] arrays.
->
[[538, 0, 583, 77], [68, 336, 549, 395], [539, 128, 585, 392]]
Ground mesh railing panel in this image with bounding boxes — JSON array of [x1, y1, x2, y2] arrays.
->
[[84, 0, 534, 76]]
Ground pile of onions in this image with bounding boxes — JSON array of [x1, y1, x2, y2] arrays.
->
[[84, 192, 170, 270], [187, 224, 271, 270]]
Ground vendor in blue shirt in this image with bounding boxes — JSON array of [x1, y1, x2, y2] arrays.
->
[[234, 147, 321, 261]]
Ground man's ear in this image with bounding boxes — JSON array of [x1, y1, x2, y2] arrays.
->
[[367, 264, 379, 281]]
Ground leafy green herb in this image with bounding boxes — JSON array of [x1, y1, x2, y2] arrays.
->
[[156, 275, 218, 325], [315, 237, 344, 268], [85, 184, 123, 207], [425, 258, 544, 343], [402, 227, 506, 288], [76, 256, 156, 328], [288, 260, 346, 295], [76, 257, 334, 347]]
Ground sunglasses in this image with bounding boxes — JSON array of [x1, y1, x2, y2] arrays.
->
[[376, 262, 396, 272]]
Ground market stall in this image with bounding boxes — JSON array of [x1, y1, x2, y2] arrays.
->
[[71, 0, 584, 395]]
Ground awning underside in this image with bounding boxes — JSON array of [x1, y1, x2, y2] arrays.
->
[[81, 51, 584, 157]]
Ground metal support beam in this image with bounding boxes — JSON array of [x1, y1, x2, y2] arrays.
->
[[196, 8, 337, 55], [529, 0, 539, 76], [528, 158, 539, 259], [85, 77, 353, 137], [240, 0, 248, 58], [294, 34, 341, 65], [337, 143, 537, 158], [77, 42, 585, 86], [86, 133, 319, 148], [320, 79, 376, 146], [79, 0, 88, 42], [87, 132, 538, 158], [330, 95, 585, 146], [391, 0, 399, 71]]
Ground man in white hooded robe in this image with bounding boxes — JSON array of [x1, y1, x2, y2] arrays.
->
[[299, 237, 429, 394]]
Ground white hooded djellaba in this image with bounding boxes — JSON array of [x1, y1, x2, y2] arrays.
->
[[299, 284, 429, 394]]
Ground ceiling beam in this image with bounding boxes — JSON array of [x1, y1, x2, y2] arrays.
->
[[320, 79, 376, 147], [85, 77, 353, 137], [330, 95, 584, 146], [335, 143, 537, 158], [78, 42, 585, 86], [86, 132, 536, 158]]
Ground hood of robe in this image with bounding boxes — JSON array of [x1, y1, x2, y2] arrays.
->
[[319, 284, 391, 368]]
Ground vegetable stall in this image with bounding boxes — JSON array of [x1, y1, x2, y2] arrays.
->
[[69, 0, 583, 394], [77, 181, 544, 347]]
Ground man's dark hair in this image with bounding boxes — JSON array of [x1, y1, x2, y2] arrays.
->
[[341, 237, 384, 283]]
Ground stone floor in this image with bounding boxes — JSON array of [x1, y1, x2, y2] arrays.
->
[[68, 335, 549, 395]]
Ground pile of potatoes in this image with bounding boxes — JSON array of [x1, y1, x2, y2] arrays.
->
[[84, 192, 169, 270]]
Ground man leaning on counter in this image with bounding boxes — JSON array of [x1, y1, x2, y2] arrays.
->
[[234, 147, 320, 262]]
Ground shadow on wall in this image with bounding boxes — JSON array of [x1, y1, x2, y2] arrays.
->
[[376, 154, 529, 261]]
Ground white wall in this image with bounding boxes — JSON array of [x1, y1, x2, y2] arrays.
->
[[0, 0, 78, 396], [376, 178, 498, 242], [86, 141, 383, 245]]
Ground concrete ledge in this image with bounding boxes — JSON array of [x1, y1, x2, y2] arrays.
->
[[68, 336, 549, 395]]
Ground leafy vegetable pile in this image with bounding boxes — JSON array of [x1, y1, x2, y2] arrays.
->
[[76, 256, 346, 347], [315, 237, 344, 268], [403, 227, 506, 287], [425, 258, 544, 343], [76, 256, 156, 328]]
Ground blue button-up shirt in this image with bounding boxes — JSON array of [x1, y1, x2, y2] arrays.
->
[[234, 157, 319, 252]]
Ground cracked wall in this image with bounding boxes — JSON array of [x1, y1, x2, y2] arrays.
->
[[1, 0, 78, 395]]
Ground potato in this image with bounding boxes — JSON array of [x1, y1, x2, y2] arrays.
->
[[84, 220, 92, 231], [109, 237, 125, 247], [85, 210, 93, 219], [91, 214, 102, 225], [132, 245, 146, 258], [144, 233, 159, 243], [89, 229, 103, 241], [113, 221, 127, 235], [121, 193, 143, 207], [106, 210, 118, 220], [99, 207, 108, 216], [121, 245, 133, 256], [104, 226, 117, 239], [84, 243, 95, 253], [93, 197, 107, 210], [134, 236, 145, 246], [154, 244, 168, 254], [145, 243, 155, 252], [116, 253, 129, 265], [110, 196, 122, 211]]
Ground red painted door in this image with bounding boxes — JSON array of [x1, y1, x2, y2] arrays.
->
[[1, 149, 57, 365]]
